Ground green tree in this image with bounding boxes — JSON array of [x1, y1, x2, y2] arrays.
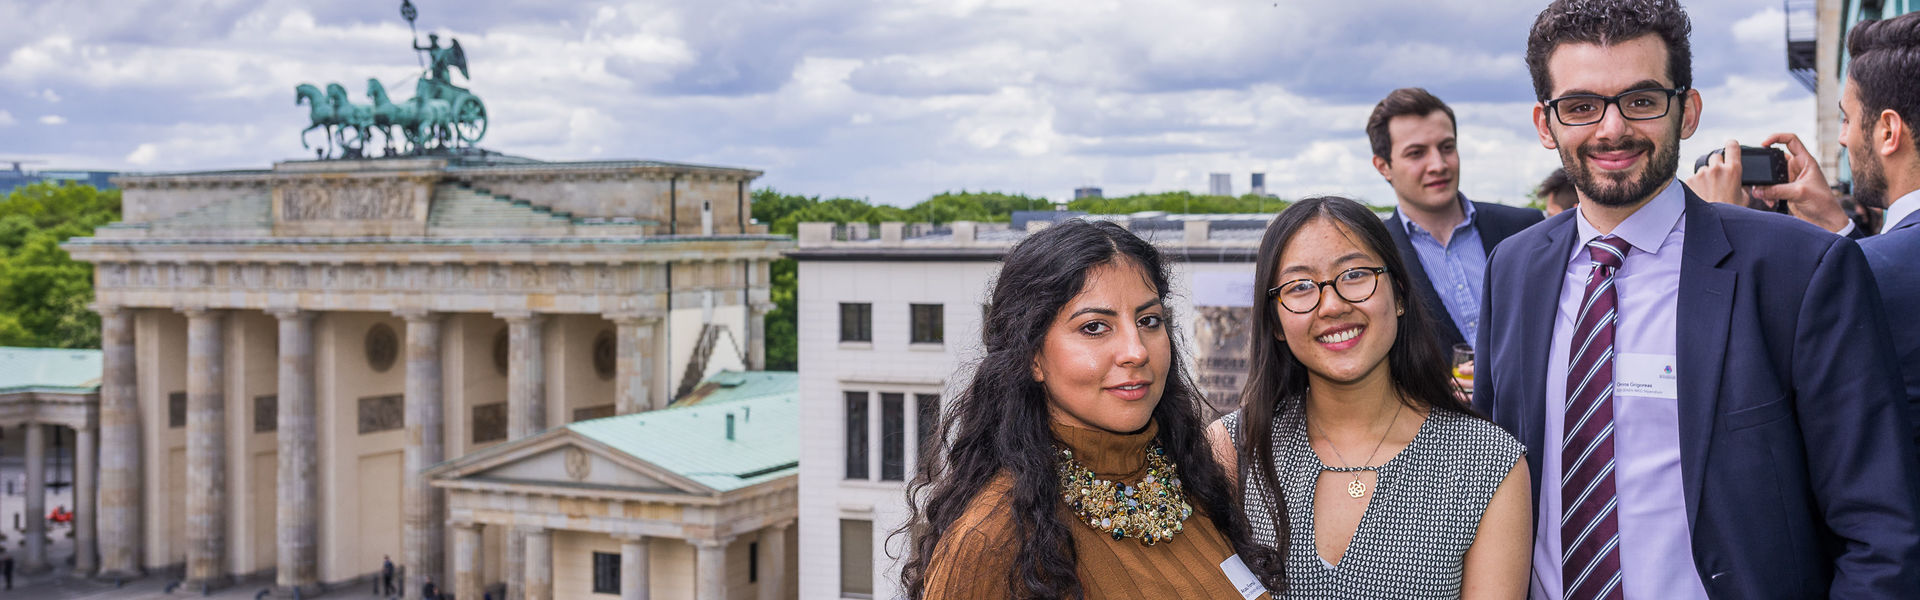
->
[[0, 182, 122, 349]]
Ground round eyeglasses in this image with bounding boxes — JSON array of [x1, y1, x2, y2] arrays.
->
[[1545, 87, 1687, 127], [1268, 266, 1389, 314]]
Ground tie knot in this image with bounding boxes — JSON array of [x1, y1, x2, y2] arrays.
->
[[1586, 236, 1630, 269]]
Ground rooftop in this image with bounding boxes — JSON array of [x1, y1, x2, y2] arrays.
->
[[0, 347, 103, 394], [567, 370, 798, 493]]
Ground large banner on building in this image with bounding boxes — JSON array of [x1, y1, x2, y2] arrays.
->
[[1188, 271, 1255, 420]]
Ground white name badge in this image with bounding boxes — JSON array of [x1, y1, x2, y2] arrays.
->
[[1219, 554, 1269, 600], [1615, 353, 1679, 400]]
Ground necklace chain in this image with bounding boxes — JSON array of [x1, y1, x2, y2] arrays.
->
[[1310, 403, 1403, 498], [1055, 442, 1193, 546]]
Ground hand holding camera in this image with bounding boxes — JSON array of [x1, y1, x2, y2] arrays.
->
[[1686, 134, 1849, 233]]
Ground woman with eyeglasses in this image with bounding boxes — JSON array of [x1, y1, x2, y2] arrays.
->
[[1208, 196, 1532, 598]]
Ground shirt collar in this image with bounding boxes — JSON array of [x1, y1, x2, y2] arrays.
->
[[1572, 178, 1686, 261], [1397, 193, 1476, 238], [1881, 188, 1920, 233]]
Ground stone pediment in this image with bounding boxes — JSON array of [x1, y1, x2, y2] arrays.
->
[[429, 430, 716, 497]]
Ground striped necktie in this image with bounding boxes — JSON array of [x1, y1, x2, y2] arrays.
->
[[1563, 235, 1631, 600]]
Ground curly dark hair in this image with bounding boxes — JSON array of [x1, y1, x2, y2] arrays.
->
[[1235, 196, 1484, 544], [896, 218, 1285, 599], [1847, 12, 1920, 147], [1525, 0, 1693, 101]]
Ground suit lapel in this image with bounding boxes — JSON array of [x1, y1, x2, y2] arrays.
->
[[1676, 191, 1735, 529], [1517, 215, 1578, 490], [1476, 201, 1516, 255], [1386, 212, 1468, 346]]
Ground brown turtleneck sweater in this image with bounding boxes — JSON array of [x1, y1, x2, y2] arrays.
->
[[922, 420, 1272, 600]]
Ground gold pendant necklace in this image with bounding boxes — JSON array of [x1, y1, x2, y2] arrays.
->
[[1055, 443, 1193, 546], [1311, 404, 1402, 499]]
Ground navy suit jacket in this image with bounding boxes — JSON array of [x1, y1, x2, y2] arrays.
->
[[1474, 187, 1920, 598], [1383, 198, 1543, 349], [1860, 209, 1920, 454]]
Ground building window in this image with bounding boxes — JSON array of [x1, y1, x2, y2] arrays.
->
[[591, 551, 620, 595], [168, 392, 187, 428], [881, 393, 905, 481], [749, 541, 759, 583], [573, 405, 616, 422], [254, 395, 278, 433], [845, 392, 869, 480], [916, 393, 941, 456], [840, 303, 872, 342], [841, 519, 874, 597], [472, 402, 508, 444], [910, 304, 943, 344], [357, 394, 405, 434]]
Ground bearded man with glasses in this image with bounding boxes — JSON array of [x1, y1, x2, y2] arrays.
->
[[1473, 1, 1920, 599]]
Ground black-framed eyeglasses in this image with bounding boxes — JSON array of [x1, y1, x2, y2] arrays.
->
[[1545, 87, 1687, 126], [1267, 266, 1389, 314]]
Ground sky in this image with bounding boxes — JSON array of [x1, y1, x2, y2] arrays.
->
[[0, 0, 1817, 207]]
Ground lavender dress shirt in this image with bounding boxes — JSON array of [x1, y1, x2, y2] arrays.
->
[[1529, 180, 1710, 600]]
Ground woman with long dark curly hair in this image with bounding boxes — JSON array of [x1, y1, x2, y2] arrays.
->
[[897, 218, 1285, 599], [1208, 196, 1530, 598]]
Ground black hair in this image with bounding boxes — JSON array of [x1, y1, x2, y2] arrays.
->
[[1235, 196, 1483, 545], [898, 218, 1284, 598], [1525, 0, 1693, 101], [1536, 167, 1578, 212], [1366, 87, 1458, 162]]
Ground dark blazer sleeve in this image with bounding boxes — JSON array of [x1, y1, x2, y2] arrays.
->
[[1790, 236, 1920, 596]]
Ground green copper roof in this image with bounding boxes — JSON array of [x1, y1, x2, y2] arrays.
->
[[568, 370, 797, 493], [0, 347, 103, 394], [672, 370, 799, 408]]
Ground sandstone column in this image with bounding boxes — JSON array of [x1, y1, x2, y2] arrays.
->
[[452, 522, 482, 600], [612, 316, 657, 415], [618, 534, 649, 600], [650, 319, 672, 410], [95, 306, 142, 579], [759, 524, 787, 600], [270, 309, 320, 594], [694, 539, 727, 600], [499, 312, 546, 600], [73, 426, 98, 576], [747, 302, 773, 371], [400, 310, 445, 600], [523, 528, 553, 600], [182, 307, 229, 591], [20, 422, 48, 574]]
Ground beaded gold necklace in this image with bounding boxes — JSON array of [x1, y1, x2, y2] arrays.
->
[[1055, 442, 1193, 546]]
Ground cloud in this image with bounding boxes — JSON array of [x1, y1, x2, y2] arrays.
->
[[0, 109, 12, 126], [0, 0, 1821, 207], [1733, 8, 1786, 46], [38, 114, 64, 125]]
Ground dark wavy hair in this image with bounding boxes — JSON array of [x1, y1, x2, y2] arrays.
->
[[897, 218, 1285, 599], [1848, 12, 1920, 147], [1235, 196, 1482, 542], [1525, 0, 1693, 102]]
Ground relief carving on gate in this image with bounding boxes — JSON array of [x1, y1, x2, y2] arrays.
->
[[281, 182, 417, 221]]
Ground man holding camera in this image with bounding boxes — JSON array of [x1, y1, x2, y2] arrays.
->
[[1690, 13, 1920, 450]]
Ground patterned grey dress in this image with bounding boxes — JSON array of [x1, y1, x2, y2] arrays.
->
[[1223, 405, 1524, 599]]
